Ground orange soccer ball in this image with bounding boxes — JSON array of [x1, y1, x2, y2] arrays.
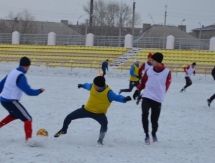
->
[[98, 72, 103, 76], [36, 128, 49, 137]]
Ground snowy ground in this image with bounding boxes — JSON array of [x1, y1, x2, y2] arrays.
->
[[0, 62, 215, 163]]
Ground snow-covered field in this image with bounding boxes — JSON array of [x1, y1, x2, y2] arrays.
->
[[0, 63, 215, 163]]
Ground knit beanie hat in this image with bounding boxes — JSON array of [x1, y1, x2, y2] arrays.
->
[[148, 52, 153, 58], [151, 52, 163, 63], [20, 57, 31, 66], [93, 76, 105, 87]]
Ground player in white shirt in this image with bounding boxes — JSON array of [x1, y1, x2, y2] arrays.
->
[[133, 52, 172, 145], [180, 62, 196, 92], [0, 57, 45, 142], [136, 53, 152, 105]]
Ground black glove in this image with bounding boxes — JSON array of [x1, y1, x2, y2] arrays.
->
[[136, 75, 141, 80], [124, 96, 132, 102], [78, 84, 82, 89], [133, 90, 140, 100]]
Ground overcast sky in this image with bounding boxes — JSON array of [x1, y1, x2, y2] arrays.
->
[[0, 0, 215, 32]]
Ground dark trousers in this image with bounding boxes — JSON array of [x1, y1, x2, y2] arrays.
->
[[1, 100, 32, 122], [209, 94, 215, 102], [61, 107, 108, 134], [183, 77, 192, 89], [102, 69, 106, 76], [141, 98, 161, 136], [121, 81, 139, 93]]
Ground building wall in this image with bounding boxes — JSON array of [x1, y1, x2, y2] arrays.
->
[[69, 25, 142, 36], [142, 24, 151, 32], [191, 30, 215, 39], [178, 25, 186, 32], [201, 30, 215, 39]]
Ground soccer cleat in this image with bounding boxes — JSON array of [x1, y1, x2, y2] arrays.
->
[[25, 137, 32, 143], [145, 136, 150, 145], [97, 132, 105, 145], [26, 138, 37, 147], [207, 99, 211, 107], [97, 139, 104, 145], [152, 135, 158, 143], [180, 88, 186, 92], [54, 130, 66, 138]]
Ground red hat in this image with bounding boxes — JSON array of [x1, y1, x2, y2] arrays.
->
[[148, 52, 152, 58]]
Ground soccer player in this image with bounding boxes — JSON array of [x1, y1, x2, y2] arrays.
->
[[133, 52, 171, 145], [54, 76, 131, 145], [0, 57, 45, 141], [138, 52, 152, 77], [101, 59, 109, 76], [180, 62, 196, 92], [137, 52, 153, 104], [119, 60, 140, 94], [207, 67, 215, 107]]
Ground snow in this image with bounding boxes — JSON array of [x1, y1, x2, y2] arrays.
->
[[0, 62, 215, 163]]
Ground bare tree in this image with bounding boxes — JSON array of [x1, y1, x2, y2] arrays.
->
[[125, 13, 142, 28], [82, 0, 141, 36], [0, 10, 38, 34], [19, 10, 37, 34], [0, 12, 20, 33]]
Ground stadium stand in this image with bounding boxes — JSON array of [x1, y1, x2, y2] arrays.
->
[[118, 48, 215, 74], [0, 44, 215, 74], [0, 44, 129, 69]]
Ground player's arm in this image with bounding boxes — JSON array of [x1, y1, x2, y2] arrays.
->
[[138, 63, 145, 76], [0, 75, 7, 93], [17, 74, 42, 96], [78, 83, 92, 91], [137, 70, 148, 91], [166, 71, 172, 92], [108, 90, 131, 103], [130, 65, 138, 77], [184, 65, 189, 74], [106, 62, 108, 71]]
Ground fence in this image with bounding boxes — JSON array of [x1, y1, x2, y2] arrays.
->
[[0, 33, 211, 50], [56, 35, 85, 46], [94, 36, 125, 47], [133, 37, 166, 49], [174, 38, 210, 50], [0, 33, 12, 44], [133, 37, 210, 50], [20, 34, 48, 45]]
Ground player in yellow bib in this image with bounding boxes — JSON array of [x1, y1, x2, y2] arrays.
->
[[119, 60, 140, 94], [54, 76, 131, 145]]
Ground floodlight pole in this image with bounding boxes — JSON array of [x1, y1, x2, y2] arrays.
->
[[179, 19, 185, 49]]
